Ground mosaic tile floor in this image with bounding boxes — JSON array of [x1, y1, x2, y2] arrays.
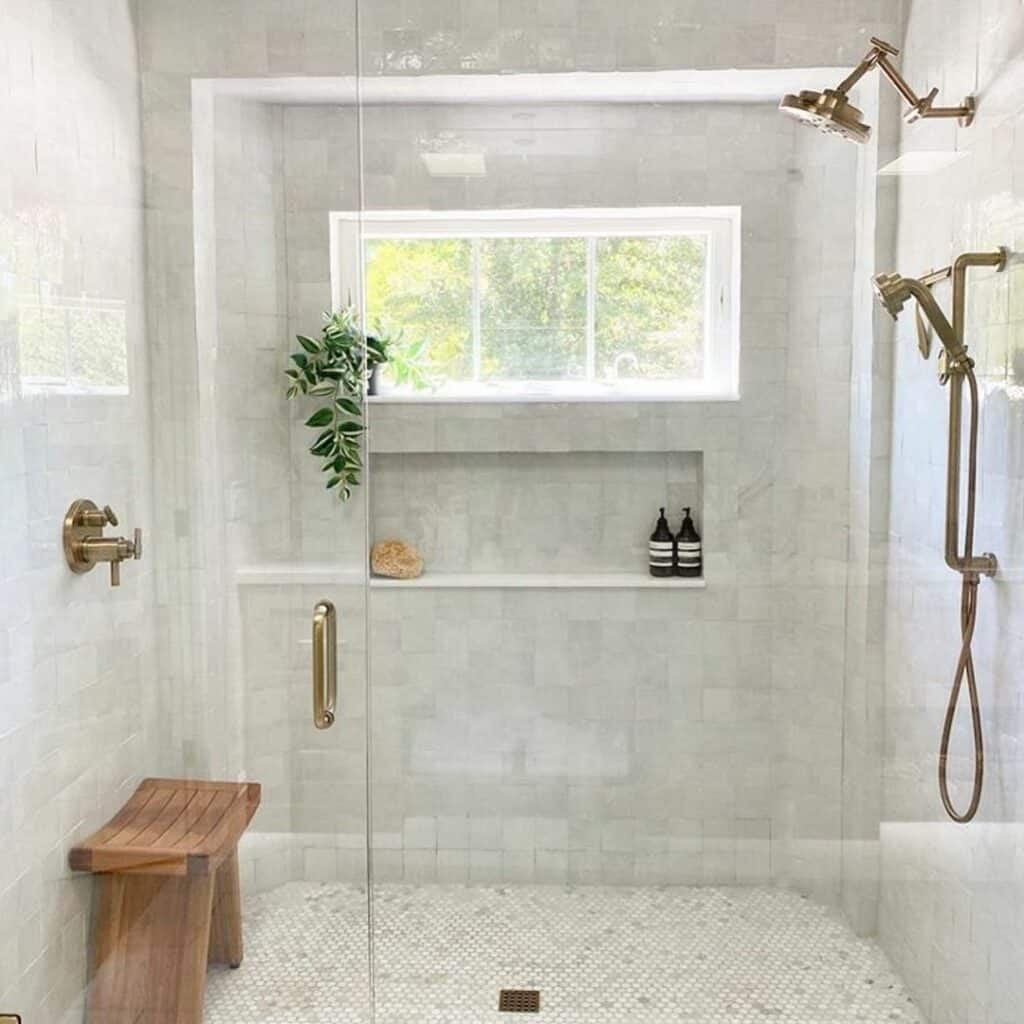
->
[[205, 883, 925, 1024]]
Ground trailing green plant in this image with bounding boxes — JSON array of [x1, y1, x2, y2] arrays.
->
[[284, 308, 381, 501], [284, 307, 432, 501]]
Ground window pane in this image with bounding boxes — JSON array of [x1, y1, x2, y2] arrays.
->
[[364, 238, 473, 385], [18, 304, 67, 379], [68, 303, 128, 388], [595, 235, 707, 381], [479, 238, 586, 381]]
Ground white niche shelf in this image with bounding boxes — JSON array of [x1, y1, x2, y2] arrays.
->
[[234, 564, 705, 590], [369, 572, 705, 589]]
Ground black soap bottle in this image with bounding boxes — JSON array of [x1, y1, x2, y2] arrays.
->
[[649, 507, 675, 578], [674, 507, 702, 577]]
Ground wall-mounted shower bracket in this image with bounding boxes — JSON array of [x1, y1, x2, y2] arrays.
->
[[63, 499, 142, 587], [837, 37, 975, 127]]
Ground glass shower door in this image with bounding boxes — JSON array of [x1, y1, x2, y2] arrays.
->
[[182, 53, 374, 1024]]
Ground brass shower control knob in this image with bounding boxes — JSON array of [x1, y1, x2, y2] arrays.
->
[[63, 499, 143, 588], [78, 504, 118, 528]]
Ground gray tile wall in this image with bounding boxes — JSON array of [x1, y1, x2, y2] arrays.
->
[[216, 99, 863, 899], [0, 1, 158, 1018], [878, 1, 1024, 1021]]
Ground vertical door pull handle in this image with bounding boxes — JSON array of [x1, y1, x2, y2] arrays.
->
[[312, 600, 336, 729]]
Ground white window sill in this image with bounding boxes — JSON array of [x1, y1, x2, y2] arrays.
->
[[370, 572, 707, 589]]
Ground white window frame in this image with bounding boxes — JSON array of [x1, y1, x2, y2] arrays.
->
[[330, 207, 741, 401]]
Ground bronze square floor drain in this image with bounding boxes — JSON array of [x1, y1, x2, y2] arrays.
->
[[498, 989, 540, 1013]]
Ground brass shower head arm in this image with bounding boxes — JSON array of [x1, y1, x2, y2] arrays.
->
[[918, 265, 952, 289], [833, 43, 886, 96], [840, 37, 976, 127], [951, 249, 1008, 340]]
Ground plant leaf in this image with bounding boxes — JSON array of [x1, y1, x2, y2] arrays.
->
[[335, 397, 362, 416], [305, 407, 334, 428]]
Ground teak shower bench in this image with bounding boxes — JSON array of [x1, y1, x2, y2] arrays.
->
[[70, 777, 261, 1024]]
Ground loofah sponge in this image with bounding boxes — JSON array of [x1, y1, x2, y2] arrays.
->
[[370, 539, 424, 579]]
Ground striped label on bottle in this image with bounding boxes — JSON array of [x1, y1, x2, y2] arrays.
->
[[675, 540, 701, 576], [649, 540, 674, 569]]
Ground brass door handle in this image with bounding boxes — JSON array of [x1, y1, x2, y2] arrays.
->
[[312, 601, 336, 729]]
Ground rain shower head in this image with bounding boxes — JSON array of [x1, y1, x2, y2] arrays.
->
[[779, 89, 871, 144], [780, 38, 975, 144]]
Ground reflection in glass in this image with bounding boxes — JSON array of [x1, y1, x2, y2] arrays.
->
[[18, 296, 129, 394]]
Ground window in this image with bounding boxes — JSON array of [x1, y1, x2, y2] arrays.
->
[[332, 208, 740, 399]]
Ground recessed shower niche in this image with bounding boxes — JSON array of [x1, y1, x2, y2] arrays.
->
[[369, 449, 703, 585]]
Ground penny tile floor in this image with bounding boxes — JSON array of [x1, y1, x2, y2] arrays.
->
[[205, 883, 925, 1023]]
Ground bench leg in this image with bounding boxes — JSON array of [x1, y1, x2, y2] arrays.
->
[[87, 872, 214, 1024], [208, 849, 243, 968]]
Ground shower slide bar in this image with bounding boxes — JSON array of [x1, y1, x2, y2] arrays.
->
[[873, 247, 1009, 822]]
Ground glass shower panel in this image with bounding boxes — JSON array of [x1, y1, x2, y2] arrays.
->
[[352, 19, 880, 1019], [346, 5, 987, 1019], [146, 19, 373, 1024], [3, 4, 377, 1020], [193, 104, 373, 1024]]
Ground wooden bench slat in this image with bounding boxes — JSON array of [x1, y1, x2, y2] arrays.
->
[[121, 786, 198, 851], [101, 786, 177, 848], [171, 789, 235, 852], [86, 785, 164, 849], [201, 783, 260, 860], [148, 790, 217, 853]]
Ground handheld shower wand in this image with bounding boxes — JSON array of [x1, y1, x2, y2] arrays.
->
[[873, 250, 1007, 822]]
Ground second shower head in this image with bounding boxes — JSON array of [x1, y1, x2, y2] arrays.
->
[[871, 270, 966, 364], [871, 272, 909, 318]]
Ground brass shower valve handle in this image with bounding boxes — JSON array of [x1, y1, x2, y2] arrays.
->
[[63, 500, 143, 588], [79, 504, 118, 528]]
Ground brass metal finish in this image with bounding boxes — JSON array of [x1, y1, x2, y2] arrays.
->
[[778, 89, 870, 143], [499, 990, 540, 1013], [780, 37, 975, 144], [63, 500, 142, 587], [0, 1016, 22, 1023], [873, 249, 1009, 822], [312, 600, 337, 730]]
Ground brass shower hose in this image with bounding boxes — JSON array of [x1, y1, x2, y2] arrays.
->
[[937, 366, 984, 823]]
